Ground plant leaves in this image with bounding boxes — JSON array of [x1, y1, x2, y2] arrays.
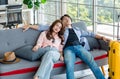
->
[[41, 0, 46, 4], [23, 0, 32, 5], [23, 0, 29, 5], [34, 2, 40, 7], [23, 0, 46, 9], [34, 1, 40, 9], [28, 4, 33, 8]]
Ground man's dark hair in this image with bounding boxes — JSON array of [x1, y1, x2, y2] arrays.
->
[[60, 14, 72, 21]]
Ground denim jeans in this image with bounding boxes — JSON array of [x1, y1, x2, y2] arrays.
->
[[34, 46, 60, 79], [64, 45, 105, 79]]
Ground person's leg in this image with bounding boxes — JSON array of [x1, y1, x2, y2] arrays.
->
[[64, 46, 76, 79], [74, 45, 105, 79], [34, 49, 60, 79], [44, 50, 60, 79], [37, 46, 54, 57]]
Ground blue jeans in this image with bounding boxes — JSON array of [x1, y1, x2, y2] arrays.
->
[[34, 46, 60, 79], [64, 45, 105, 79]]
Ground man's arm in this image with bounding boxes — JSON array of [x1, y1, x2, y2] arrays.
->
[[95, 34, 111, 42], [80, 29, 111, 42]]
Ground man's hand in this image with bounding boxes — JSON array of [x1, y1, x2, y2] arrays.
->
[[95, 35, 111, 42], [102, 37, 111, 42]]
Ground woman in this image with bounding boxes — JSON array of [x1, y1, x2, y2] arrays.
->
[[32, 20, 64, 79]]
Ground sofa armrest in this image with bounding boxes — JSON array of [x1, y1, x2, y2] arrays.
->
[[86, 37, 109, 51], [98, 39, 109, 51], [86, 37, 100, 51]]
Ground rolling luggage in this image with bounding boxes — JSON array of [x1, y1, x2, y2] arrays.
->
[[108, 15, 120, 79]]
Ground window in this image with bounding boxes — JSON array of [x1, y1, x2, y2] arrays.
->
[[38, 0, 61, 24], [0, 0, 8, 5], [38, 0, 120, 40]]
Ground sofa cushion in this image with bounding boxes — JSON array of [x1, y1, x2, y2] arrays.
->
[[86, 37, 100, 50], [14, 45, 45, 61]]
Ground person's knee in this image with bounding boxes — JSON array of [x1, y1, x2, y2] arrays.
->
[[64, 57, 74, 67], [46, 50, 60, 62], [64, 52, 73, 63], [64, 48, 72, 53], [45, 51, 53, 56], [53, 52, 60, 62], [64, 56, 71, 63], [64, 50, 74, 64]]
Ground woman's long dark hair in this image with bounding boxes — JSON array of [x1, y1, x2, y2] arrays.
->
[[46, 20, 64, 44]]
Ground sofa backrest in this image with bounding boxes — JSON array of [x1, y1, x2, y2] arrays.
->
[[0, 21, 87, 58], [0, 28, 40, 58], [72, 21, 87, 31]]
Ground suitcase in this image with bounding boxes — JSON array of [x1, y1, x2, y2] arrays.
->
[[108, 15, 120, 79]]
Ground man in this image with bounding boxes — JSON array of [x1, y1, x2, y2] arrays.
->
[[23, 14, 110, 79], [60, 14, 109, 79]]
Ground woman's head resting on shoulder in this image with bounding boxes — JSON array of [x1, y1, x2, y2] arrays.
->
[[46, 19, 64, 44]]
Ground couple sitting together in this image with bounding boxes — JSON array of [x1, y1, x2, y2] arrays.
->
[[23, 14, 110, 79]]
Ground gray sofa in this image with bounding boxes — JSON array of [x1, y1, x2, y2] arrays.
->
[[0, 22, 108, 79]]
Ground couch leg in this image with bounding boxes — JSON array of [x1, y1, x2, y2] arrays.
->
[[101, 66, 105, 76]]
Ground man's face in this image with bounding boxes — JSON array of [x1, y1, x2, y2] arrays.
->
[[62, 16, 72, 27]]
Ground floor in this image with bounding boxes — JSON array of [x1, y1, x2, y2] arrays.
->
[[52, 65, 108, 79]]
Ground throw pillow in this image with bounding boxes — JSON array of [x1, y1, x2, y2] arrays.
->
[[86, 37, 100, 50], [14, 45, 46, 61]]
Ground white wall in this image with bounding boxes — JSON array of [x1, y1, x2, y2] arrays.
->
[[8, 0, 22, 5]]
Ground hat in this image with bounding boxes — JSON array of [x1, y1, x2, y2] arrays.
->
[[0, 52, 20, 64]]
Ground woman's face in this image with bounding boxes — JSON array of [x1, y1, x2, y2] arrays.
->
[[53, 22, 62, 33], [62, 16, 72, 27]]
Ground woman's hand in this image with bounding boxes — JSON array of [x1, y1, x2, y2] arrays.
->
[[60, 55, 64, 61], [22, 25, 30, 32], [32, 45, 39, 52], [59, 51, 64, 61]]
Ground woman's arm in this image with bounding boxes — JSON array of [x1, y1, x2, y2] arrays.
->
[[22, 25, 39, 32], [22, 24, 49, 32], [32, 32, 45, 52]]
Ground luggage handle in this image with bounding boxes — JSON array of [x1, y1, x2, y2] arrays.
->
[[117, 15, 120, 41]]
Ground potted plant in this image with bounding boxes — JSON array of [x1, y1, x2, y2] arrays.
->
[[23, 0, 46, 9], [23, 0, 47, 24]]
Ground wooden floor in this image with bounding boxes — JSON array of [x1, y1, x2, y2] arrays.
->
[[52, 65, 108, 79]]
